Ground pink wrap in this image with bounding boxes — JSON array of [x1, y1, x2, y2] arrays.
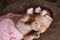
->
[[0, 18, 23, 40]]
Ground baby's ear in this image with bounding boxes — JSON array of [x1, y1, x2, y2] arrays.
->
[[26, 8, 34, 15]]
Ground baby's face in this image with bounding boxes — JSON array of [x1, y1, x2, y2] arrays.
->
[[16, 7, 53, 40]]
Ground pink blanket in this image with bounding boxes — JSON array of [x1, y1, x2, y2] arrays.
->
[[0, 17, 23, 40]]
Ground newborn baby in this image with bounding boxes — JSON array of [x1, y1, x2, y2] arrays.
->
[[16, 7, 53, 40], [0, 7, 53, 40]]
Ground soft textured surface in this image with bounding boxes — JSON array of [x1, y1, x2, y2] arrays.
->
[[0, 17, 23, 40]]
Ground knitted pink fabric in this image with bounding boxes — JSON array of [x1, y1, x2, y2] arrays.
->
[[0, 18, 23, 40]]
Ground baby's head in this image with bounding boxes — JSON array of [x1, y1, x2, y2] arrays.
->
[[16, 7, 53, 40]]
